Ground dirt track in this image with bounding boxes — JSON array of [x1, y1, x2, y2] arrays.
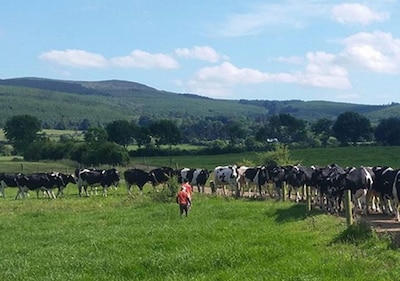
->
[[360, 214, 400, 234]]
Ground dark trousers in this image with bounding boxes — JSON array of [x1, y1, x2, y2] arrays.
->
[[179, 203, 188, 216]]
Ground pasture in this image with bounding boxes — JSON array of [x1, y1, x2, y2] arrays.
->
[[2, 146, 400, 280], [133, 146, 400, 171], [1, 186, 400, 281]]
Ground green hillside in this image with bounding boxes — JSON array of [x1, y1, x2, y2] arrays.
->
[[0, 77, 399, 128]]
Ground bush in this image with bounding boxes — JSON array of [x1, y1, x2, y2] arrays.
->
[[149, 178, 180, 203]]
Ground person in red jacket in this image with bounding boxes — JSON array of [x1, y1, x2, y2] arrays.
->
[[176, 186, 191, 217], [181, 179, 192, 206]]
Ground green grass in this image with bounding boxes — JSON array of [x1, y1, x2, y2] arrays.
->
[[130, 146, 400, 171], [0, 187, 399, 280]]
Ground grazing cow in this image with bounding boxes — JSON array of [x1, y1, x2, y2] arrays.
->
[[178, 168, 210, 193], [15, 173, 58, 199], [76, 168, 120, 197], [267, 165, 288, 199], [331, 166, 374, 216], [238, 166, 269, 197], [213, 165, 240, 197], [124, 168, 152, 195], [148, 167, 174, 190], [0, 173, 22, 198], [51, 172, 77, 197]]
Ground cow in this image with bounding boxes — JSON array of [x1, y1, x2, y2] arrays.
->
[[267, 165, 289, 200], [76, 168, 120, 197], [148, 167, 175, 190], [124, 168, 152, 195], [0, 173, 22, 198], [178, 168, 210, 193], [213, 165, 240, 197], [15, 173, 59, 199], [330, 166, 374, 216], [51, 172, 77, 197], [238, 166, 269, 198]]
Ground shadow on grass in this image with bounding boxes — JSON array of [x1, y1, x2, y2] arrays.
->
[[273, 203, 325, 223], [331, 220, 374, 245]]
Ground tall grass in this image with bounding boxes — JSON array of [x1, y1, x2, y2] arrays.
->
[[0, 186, 399, 280]]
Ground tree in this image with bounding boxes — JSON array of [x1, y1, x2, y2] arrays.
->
[[105, 120, 137, 147], [149, 120, 181, 148], [311, 118, 334, 147], [374, 117, 400, 145], [3, 114, 42, 154], [256, 113, 307, 143], [224, 120, 246, 146], [84, 127, 108, 146], [332, 111, 373, 145]]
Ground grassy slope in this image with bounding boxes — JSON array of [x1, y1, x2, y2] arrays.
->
[[0, 190, 399, 281], [1, 78, 400, 128]]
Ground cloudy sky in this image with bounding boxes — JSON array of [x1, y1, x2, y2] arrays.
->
[[1, 0, 400, 105]]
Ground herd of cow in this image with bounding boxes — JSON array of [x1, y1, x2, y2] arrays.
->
[[2, 163, 400, 221]]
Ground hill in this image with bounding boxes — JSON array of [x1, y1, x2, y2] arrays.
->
[[0, 77, 399, 128]]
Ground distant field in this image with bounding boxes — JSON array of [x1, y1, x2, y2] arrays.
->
[[0, 190, 399, 280], [2, 146, 400, 174], [0, 128, 84, 142], [130, 146, 400, 171]]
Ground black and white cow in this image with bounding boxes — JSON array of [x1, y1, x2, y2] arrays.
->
[[51, 172, 77, 197], [16, 173, 59, 199], [267, 165, 288, 200], [237, 166, 269, 197], [178, 168, 210, 193], [331, 166, 374, 216], [213, 165, 240, 197], [148, 167, 174, 190], [0, 173, 22, 198], [76, 168, 120, 197], [369, 167, 400, 219], [124, 168, 152, 195]]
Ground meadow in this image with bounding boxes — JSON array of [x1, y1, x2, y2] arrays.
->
[[2, 146, 400, 280], [1, 186, 400, 281]]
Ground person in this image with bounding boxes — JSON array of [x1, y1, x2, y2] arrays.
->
[[176, 186, 191, 217], [181, 179, 192, 204]]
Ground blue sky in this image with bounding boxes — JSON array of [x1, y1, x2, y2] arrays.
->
[[1, 1, 400, 105]]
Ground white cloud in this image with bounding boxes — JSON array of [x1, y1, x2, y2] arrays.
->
[[39, 49, 179, 69], [186, 57, 351, 97], [211, 1, 328, 37], [175, 46, 228, 63], [274, 56, 304, 65], [340, 31, 400, 73], [298, 52, 351, 89], [331, 3, 388, 25], [39, 49, 108, 68], [111, 50, 179, 69]]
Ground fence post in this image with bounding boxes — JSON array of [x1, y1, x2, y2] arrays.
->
[[344, 189, 353, 227], [306, 185, 311, 212], [282, 182, 287, 201]]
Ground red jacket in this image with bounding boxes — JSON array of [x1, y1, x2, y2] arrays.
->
[[176, 190, 190, 205]]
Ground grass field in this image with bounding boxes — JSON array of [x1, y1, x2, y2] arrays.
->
[[0, 187, 399, 280], [2, 147, 400, 280], [130, 146, 400, 171]]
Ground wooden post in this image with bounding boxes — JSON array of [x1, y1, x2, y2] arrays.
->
[[282, 182, 287, 202], [306, 185, 311, 212], [344, 189, 353, 227]]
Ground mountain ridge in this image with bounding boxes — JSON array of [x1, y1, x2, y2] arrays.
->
[[0, 77, 398, 129]]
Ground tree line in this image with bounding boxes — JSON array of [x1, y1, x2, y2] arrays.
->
[[1, 112, 400, 166]]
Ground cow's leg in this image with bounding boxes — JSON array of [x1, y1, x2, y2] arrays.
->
[[0, 185, 5, 198], [126, 183, 132, 196]]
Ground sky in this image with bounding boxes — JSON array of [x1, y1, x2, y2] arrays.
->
[[1, 0, 400, 105]]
